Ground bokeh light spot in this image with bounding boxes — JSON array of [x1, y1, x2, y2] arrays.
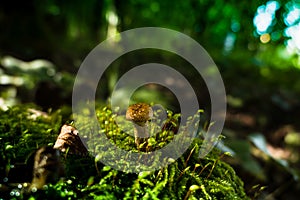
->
[[260, 33, 271, 43]]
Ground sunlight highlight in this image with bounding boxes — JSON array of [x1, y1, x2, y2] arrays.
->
[[254, 0, 300, 54], [253, 1, 280, 35], [284, 4, 300, 54]]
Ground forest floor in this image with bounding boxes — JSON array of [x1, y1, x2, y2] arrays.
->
[[224, 103, 300, 199]]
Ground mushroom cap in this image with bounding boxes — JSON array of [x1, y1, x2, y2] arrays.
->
[[126, 103, 153, 126]]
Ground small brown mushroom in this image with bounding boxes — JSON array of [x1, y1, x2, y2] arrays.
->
[[126, 103, 153, 149]]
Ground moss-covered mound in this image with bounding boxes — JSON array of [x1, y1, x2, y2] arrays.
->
[[0, 105, 249, 199]]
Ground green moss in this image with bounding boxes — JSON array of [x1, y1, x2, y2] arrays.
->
[[0, 105, 62, 179], [0, 105, 249, 199]]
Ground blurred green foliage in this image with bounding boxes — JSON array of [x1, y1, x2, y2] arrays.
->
[[1, 0, 300, 111]]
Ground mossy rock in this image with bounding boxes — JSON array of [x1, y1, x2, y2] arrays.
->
[[0, 105, 250, 199]]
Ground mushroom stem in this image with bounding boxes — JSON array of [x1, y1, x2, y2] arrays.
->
[[133, 123, 149, 148]]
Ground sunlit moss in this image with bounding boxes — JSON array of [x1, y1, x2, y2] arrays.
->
[[0, 105, 249, 199]]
